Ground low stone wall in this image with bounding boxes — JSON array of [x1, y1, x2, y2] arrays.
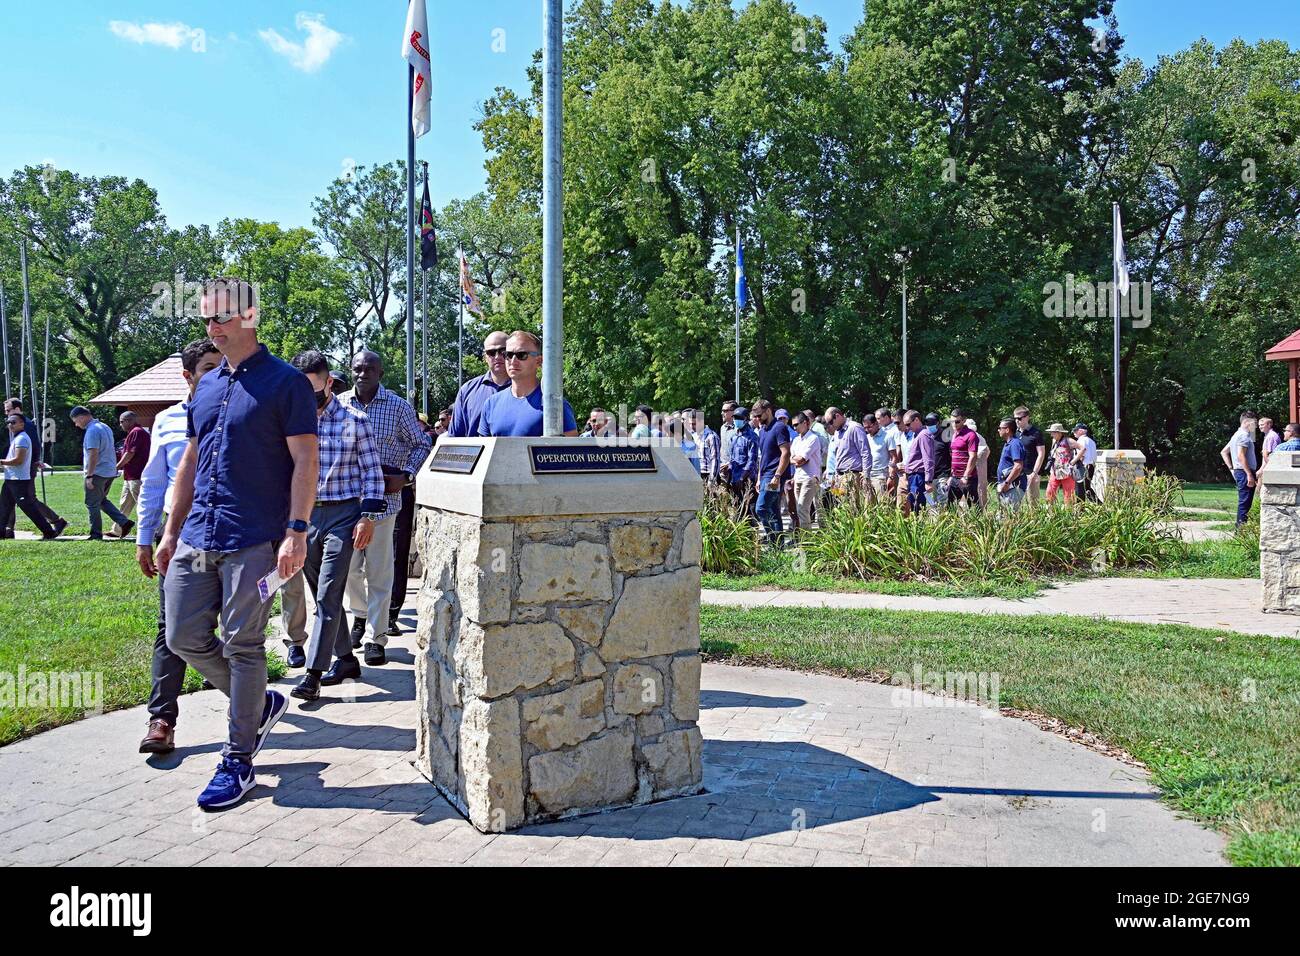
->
[[414, 507, 704, 831], [1093, 449, 1146, 502], [1260, 453, 1300, 614]]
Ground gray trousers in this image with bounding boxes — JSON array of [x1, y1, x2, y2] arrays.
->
[[85, 474, 131, 538], [303, 500, 360, 672], [164, 539, 278, 761]]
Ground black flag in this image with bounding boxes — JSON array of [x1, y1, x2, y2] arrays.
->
[[420, 175, 437, 271]]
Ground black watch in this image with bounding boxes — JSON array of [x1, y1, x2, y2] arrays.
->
[[286, 519, 309, 533]]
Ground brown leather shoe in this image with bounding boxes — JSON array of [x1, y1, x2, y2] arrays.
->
[[139, 718, 175, 754]]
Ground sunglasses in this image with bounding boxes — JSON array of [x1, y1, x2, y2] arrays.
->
[[484, 347, 506, 357], [504, 350, 540, 361], [202, 313, 239, 325]]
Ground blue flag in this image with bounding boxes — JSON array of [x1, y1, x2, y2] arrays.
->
[[735, 236, 748, 310]]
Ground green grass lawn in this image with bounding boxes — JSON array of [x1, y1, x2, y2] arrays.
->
[[1180, 482, 1238, 513], [701, 604, 1300, 866], [0, 540, 285, 746], [12, 471, 102, 537]]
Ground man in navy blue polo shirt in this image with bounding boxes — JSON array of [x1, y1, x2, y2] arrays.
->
[[753, 399, 791, 547], [449, 330, 510, 437], [155, 277, 319, 810]]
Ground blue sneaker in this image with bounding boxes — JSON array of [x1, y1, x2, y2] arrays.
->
[[253, 689, 288, 758], [197, 756, 255, 810]]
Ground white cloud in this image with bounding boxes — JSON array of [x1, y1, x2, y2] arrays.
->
[[258, 13, 345, 73], [108, 20, 201, 49]]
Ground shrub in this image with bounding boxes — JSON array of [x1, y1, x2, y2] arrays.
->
[[700, 490, 761, 575]]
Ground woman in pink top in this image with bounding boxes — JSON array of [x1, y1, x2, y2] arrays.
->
[[1045, 423, 1079, 503]]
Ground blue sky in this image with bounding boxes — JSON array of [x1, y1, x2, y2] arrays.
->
[[1, 1, 1296, 231]]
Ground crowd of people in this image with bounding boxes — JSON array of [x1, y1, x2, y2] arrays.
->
[[4, 290, 1299, 811], [576, 398, 1103, 547]]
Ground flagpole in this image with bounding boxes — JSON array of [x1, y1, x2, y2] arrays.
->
[[420, 161, 429, 419], [1112, 201, 1121, 448], [40, 294, 50, 497], [457, 244, 464, 385], [541, 0, 564, 437], [0, 280, 10, 399], [734, 226, 741, 403], [405, 64, 417, 408], [901, 259, 908, 410], [21, 241, 37, 412]]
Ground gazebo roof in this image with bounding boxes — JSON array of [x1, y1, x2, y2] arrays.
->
[[90, 353, 187, 406], [1266, 329, 1300, 362]]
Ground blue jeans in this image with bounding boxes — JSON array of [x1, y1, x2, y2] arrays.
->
[[1233, 469, 1255, 525], [756, 485, 784, 545], [907, 473, 928, 512]]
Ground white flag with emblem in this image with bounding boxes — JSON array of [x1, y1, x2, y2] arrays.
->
[[401, 0, 431, 138], [1114, 204, 1130, 297]]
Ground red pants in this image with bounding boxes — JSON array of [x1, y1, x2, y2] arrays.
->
[[1046, 475, 1076, 503]]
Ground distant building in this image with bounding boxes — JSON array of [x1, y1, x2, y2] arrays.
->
[[1266, 329, 1300, 424], [89, 353, 187, 428]]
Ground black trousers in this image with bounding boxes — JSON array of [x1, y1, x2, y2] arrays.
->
[[1, 475, 60, 535], [0, 478, 56, 537], [389, 484, 417, 624]]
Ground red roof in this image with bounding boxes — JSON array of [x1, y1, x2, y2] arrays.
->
[[1267, 329, 1300, 361], [90, 353, 188, 405]]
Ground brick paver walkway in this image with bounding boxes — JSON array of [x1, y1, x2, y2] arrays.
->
[[706, 577, 1299, 640], [0, 588, 1225, 866]]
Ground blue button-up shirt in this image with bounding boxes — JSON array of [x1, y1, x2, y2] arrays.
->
[[316, 397, 385, 514], [182, 344, 317, 553], [338, 384, 431, 515], [728, 424, 759, 483], [135, 399, 190, 547], [450, 372, 509, 438]]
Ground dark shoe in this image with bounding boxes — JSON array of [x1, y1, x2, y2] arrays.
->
[[387, 619, 402, 637], [197, 756, 255, 810], [119, 519, 135, 539], [252, 690, 288, 758], [139, 718, 175, 754], [284, 641, 306, 669], [291, 673, 321, 701], [320, 655, 362, 686], [49, 518, 68, 539], [364, 642, 386, 666], [349, 617, 366, 649]]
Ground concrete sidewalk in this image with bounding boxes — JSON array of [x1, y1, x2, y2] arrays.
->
[[704, 576, 1299, 639], [0, 586, 1226, 867]]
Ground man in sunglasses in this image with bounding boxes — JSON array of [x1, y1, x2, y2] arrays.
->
[[154, 277, 317, 810], [1013, 405, 1046, 505], [450, 331, 510, 437], [477, 331, 578, 437]]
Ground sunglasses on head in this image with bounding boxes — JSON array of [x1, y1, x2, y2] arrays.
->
[[484, 347, 506, 357], [505, 350, 540, 361]]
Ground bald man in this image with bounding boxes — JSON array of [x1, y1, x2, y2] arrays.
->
[[450, 331, 511, 437]]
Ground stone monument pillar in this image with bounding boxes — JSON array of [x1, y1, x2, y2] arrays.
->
[[1092, 449, 1147, 501], [1260, 448, 1300, 614], [413, 437, 705, 832]]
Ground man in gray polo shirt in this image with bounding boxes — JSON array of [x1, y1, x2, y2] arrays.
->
[[1220, 411, 1259, 526], [70, 406, 134, 540]]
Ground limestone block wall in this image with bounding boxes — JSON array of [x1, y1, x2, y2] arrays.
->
[[1260, 466, 1300, 614], [414, 507, 704, 831]]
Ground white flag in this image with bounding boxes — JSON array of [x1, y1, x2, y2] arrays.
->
[[1114, 205, 1130, 298], [401, 0, 431, 138]]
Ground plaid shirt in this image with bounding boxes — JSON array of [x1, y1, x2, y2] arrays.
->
[[338, 384, 432, 515], [316, 397, 386, 514]]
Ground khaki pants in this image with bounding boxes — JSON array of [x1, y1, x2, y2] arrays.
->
[[975, 447, 990, 508], [1028, 472, 1042, 505], [793, 474, 819, 529], [114, 478, 141, 535], [346, 514, 397, 647], [869, 476, 889, 505]]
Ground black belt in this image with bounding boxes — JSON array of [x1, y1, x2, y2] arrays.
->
[[313, 497, 359, 508]]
